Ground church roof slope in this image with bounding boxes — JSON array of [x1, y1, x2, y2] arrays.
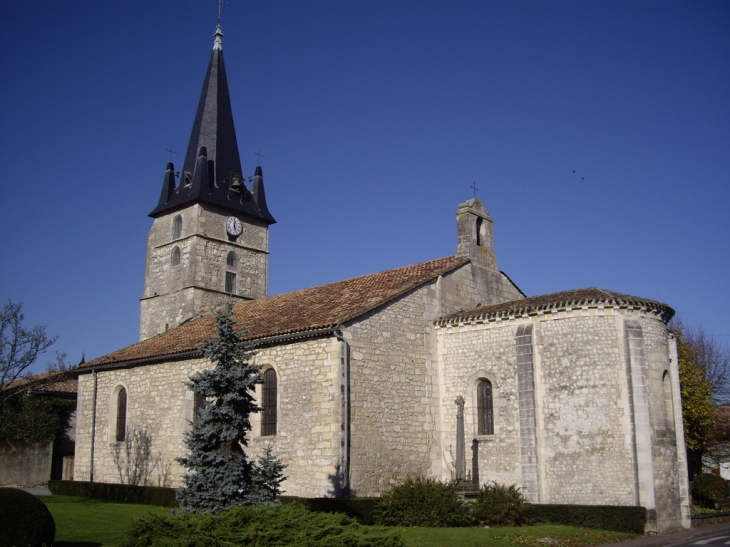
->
[[81, 255, 469, 369], [438, 287, 675, 325]]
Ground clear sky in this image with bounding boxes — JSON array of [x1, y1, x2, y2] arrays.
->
[[1, 0, 728, 374]]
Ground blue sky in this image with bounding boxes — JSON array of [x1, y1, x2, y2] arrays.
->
[[1, 0, 728, 374]]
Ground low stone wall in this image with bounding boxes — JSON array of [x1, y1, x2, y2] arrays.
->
[[0, 439, 53, 486]]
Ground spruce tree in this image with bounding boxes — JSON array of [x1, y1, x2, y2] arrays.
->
[[176, 302, 266, 513]]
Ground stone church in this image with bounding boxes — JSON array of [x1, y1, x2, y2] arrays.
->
[[73, 24, 690, 532]]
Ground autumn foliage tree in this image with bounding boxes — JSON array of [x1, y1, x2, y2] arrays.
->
[[671, 320, 730, 478]]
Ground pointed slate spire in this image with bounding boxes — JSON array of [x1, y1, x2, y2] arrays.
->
[[149, 25, 275, 224], [252, 165, 275, 223], [155, 162, 177, 208]]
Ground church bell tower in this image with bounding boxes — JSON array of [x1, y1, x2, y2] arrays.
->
[[139, 24, 275, 341]]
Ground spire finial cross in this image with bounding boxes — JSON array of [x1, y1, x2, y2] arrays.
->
[[165, 145, 177, 162], [254, 149, 265, 166], [218, 0, 227, 25], [470, 182, 479, 198]]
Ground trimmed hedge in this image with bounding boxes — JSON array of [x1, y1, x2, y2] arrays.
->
[[0, 487, 55, 547], [525, 504, 647, 534], [280, 496, 380, 525], [48, 480, 178, 507]]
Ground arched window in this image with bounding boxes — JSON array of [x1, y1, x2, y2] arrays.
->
[[171, 246, 181, 266], [116, 387, 127, 442], [225, 251, 238, 294], [663, 371, 674, 430], [172, 215, 183, 240], [261, 369, 277, 436], [477, 379, 494, 435]]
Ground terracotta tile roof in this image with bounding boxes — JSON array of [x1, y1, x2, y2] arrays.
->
[[81, 256, 469, 369], [4, 370, 78, 395], [438, 287, 675, 325]]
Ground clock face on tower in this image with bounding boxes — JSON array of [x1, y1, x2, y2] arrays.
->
[[226, 216, 243, 237]]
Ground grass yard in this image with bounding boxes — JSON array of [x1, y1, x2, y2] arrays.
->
[[397, 525, 638, 547], [39, 495, 170, 547], [38, 495, 638, 547]]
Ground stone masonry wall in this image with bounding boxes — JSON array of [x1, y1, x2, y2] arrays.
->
[[74, 336, 343, 497], [437, 321, 522, 486], [140, 203, 269, 340], [640, 316, 686, 531], [536, 315, 634, 505]]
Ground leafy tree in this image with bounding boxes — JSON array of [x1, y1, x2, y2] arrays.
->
[[176, 303, 285, 513], [0, 394, 76, 442], [1, 299, 70, 407], [672, 321, 717, 478]]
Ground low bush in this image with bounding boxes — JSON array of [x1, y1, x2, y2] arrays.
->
[[374, 477, 473, 527], [280, 496, 380, 524], [121, 502, 404, 547], [473, 483, 526, 526], [693, 474, 729, 504], [524, 504, 647, 534], [48, 480, 178, 507], [0, 487, 55, 547]]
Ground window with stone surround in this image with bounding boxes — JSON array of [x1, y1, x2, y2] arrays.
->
[[225, 271, 236, 293], [226, 251, 238, 267], [261, 368, 277, 436], [193, 392, 207, 416], [116, 387, 127, 442], [477, 379, 494, 435], [171, 246, 181, 266], [172, 215, 182, 240]]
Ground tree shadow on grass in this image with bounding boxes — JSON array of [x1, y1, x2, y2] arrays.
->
[[53, 542, 102, 547]]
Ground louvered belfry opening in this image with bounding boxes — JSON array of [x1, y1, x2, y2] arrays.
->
[[261, 369, 277, 436], [477, 379, 494, 435], [116, 387, 127, 442]]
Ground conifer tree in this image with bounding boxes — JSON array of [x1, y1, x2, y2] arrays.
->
[[176, 302, 270, 513]]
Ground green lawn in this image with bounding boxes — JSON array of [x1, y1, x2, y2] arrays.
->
[[39, 495, 638, 547], [39, 495, 170, 547], [397, 525, 637, 547]]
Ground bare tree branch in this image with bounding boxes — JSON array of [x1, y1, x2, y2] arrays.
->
[[0, 299, 63, 405]]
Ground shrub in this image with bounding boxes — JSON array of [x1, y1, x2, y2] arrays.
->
[[693, 473, 729, 503], [48, 480, 178, 507], [280, 496, 381, 525], [0, 487, 55, 547], [121, 502, 404, 547], [473, 483, 526, 526], [374, 477, 473, 527]]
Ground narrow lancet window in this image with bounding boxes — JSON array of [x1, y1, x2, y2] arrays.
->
[[171, 246, 181, 266], [477, 379, 494, 435], [172, 215, 183, 240], [116, 387, 127, 442], [261, 368, 277, 436]]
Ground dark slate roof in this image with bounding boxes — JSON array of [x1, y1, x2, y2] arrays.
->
[[80, 256, 470, 369], [438, 288, 675, 325], [149, 25, 275, 223]]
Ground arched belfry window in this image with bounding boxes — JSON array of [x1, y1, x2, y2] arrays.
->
[[261, 368, 277, 436], [226, 251, 238, 268], [171, 246, 181, 266], [476, 217, 483, 246], [477, 379, 494, 435], [116, 387, 127, 442], [172, 215, 182, 240]]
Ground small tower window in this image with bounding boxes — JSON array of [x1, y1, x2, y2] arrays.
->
[[477, 379, 494, 435], [224, 251, 238, 293], [225, 271, 237, 293], [172, 215, 183, 240], [476, 217, 483, 246], [261, 368, 277, 436], [116, 387, 127, 442], [171, 246, 181, 266]]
